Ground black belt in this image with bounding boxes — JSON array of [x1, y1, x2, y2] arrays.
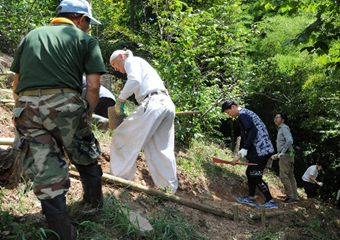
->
[[144, 91, 167, 100]]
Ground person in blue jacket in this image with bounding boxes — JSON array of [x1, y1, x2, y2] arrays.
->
[[222, 100, 278, 209]]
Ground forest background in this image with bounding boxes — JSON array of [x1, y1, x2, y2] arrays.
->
[[1, 0, 340, 202]]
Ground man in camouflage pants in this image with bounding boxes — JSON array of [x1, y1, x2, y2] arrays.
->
[[10, 0, 106, 239]]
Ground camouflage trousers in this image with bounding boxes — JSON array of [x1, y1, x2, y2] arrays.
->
[[13, 93, 101, 200]]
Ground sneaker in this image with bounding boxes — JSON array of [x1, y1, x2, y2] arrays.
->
[[256, 201, 278, 209], [236, 197, 256, 206], [282, 198, 298, 204]]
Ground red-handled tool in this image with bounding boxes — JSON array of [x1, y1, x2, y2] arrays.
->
[[213, 158, 258, 166]]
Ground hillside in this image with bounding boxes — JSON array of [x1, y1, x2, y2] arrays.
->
[[0, 56, 340, 239]]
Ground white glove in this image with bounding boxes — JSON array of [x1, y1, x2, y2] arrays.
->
[[238, 148, 248, 158], [336, 190, 340, 201], [317, 182, 323, 187], [270, 154, 279, 160]]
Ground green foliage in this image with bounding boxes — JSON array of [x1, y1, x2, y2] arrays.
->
[[91, 0, 141, 69], [247, 230, 284, 240], [241, 11, 340, 183], [262, 0, 340, 68], [150, 205, 207, 240], [250, 13, 316, 57], [0, 0, 58, 54], [177, 140, 245, 181], [0, 187, 5, 210], [95, 0, 254, 145], [92, 123, 114, 142], [0, 210, 52, 240], [134, 0, 252, 145], [300, 70, 340, 165]]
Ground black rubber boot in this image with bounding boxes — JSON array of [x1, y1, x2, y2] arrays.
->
[[75, 163, 103, 214], [40, 195, 77, 240]]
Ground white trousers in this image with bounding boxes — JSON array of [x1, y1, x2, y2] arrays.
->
[[110, 94, 178, 192]]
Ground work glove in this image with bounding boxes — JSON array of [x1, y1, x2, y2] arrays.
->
[[317, 182, 323, 187], [336, 190, 340, 203], [238, 148, 248, 158], [270, 154, 279, 160], [115, 99, 126, 118]]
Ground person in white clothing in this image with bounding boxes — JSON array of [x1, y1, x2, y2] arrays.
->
[[82, 76, 116, 130], [302, 163, 328, 198], [109, 49, 178, 192]]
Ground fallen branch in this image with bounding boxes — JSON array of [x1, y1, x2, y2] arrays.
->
[[249, 208, 300, 220], [70, 165, 251, 223]]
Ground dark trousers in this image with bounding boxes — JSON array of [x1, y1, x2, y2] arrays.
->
[[303, 181, 317, 198], [247, 154, 273, 202], [94, 97, 115, 118]]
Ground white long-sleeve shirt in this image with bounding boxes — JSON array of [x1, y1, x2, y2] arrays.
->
[[118, 52, 167, 104]]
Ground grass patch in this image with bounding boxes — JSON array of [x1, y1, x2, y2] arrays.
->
[[69, 195, 207, 240], [246, 230, 285, 240], [92, 124, 114, 143], [149, 205, 207, 240], [1, 190, 207, 240], [177, 139, 246, 181]]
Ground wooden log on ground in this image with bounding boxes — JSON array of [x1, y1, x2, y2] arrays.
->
[[250, 208, 300, 220], [70, 165, 250, 223], [0, 138, 14, 145]]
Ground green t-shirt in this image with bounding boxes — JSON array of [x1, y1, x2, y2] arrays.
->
[[11, 23, 106, 94]]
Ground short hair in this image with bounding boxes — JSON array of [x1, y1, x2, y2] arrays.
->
[[276, 112, 288, 122], [57, 12, 90, 23], [221, 100, 239, 112], [320, 162, 329, 170], [109, 49, 132, 62]]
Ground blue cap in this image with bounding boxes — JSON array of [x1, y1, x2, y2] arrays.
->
[[57, 0, 101, 25]]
